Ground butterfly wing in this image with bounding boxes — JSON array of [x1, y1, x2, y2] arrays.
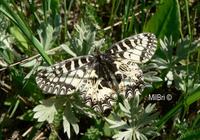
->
[[36, 55, 95, 95], [104, 33, 157, 98], [106, 33, 157, 63], [112, 59, 144, 98], [81, 76, 117, 112]]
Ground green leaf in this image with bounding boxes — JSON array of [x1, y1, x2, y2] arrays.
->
[[119, 99, 132, 115], [144, 75, 163, 82], [33, 98, 58, 123], [63, 114, 70, 138], [63, 101, 79, 139], [60, 43, 77, 57], [10, 26, 29, 51], [0, 34, 14, 64], [106, 95, 159, 139], [185, 86, 200, 106], [23, 60, 39, 79], [132, 94, 139, 108], [145, 104, 156, 113], [176, 38, 198, 61], [37, 23, 54, 50], [113, 128, 133, 140], [119, 103, 130, 115], [0, 0, 52, 65], [20, 59, 37, 67], [105, 118, 127, 129], [178, 129, 200, 140], [144, 0, 181, 41], [151, 58, 169, 69]]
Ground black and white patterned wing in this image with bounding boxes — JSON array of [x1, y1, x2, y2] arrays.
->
[[36, 55, 95, 95], [106, 33, 157, 63], [105, 33, 157, 98], [112, 59, 144, 98], [81, 76, 117, 112], [36, 55, 117, 112]]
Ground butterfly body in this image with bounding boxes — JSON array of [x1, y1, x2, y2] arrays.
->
[[36, 33, 157, 112]]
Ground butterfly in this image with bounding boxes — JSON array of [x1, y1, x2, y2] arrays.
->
[[36, 33, 157, 112]]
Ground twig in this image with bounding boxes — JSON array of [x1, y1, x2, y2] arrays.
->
[[22, 126, 33, 137], [17, 95, 33, 107], [0, 46, 61, 72], [34, 132, 45, 140], [103, 12, 140, 31]]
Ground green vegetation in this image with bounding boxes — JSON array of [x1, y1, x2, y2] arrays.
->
[[0, 0, 200, 139]]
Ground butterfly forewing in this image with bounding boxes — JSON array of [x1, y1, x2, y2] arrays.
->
[[36, 55, 95, 95], [36, 33, 157, 112], [106, 33, 157, 63]]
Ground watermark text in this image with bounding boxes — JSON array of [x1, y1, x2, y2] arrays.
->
[[148, 94, 172, 101]]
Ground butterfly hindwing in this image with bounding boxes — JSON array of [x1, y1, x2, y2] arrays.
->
[[113, 59, 144, 98]]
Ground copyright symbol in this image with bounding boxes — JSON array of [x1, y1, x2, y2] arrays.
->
[[166, 94, 172, 101]]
